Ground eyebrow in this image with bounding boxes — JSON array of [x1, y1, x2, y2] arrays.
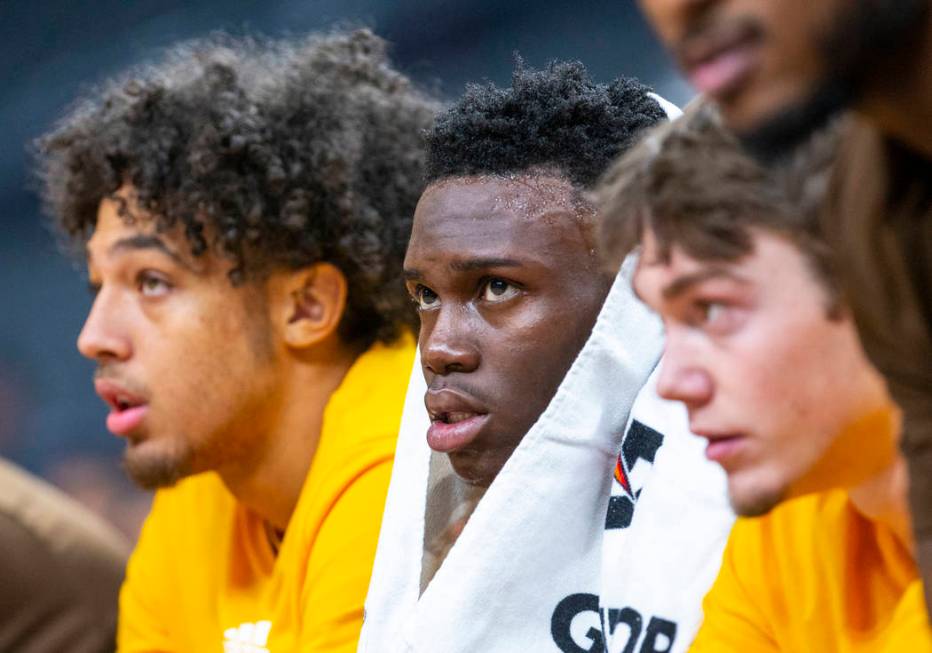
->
[[449, 257, 524, 272], [101, 234, 191, 270], [661, 267, 746, 300], [403, 257, 524, 281]]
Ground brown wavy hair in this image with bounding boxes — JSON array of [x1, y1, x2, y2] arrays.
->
[[597, 101, 843, 311]]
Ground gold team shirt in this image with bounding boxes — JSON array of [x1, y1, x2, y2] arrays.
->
[[690, 490, 932, 653], [117, 339, 414, 653]]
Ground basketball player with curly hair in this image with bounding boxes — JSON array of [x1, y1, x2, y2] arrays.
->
[[36, 29, 437, 653]]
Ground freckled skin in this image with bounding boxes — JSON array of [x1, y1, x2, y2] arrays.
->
[[79, 196, 284, 488], [634, 229, 895, 515], [404, 175, 614, 487]]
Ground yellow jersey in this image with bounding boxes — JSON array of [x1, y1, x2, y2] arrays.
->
[[117, 339, 414, 653], [690, 490, 932, 652]]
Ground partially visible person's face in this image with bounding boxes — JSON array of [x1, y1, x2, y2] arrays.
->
[[637, 0, 929, 156], [79, 190, 283, 489], [404, 175, 613, 487], [633, 228, 896, 515]]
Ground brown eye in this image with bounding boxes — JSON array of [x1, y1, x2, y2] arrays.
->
[[137, 271, 172, 298], [414, 284, 440, 310], [481, 278, 519, 303]]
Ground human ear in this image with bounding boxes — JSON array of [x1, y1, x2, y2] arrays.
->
[[272, 262, 348, 349]]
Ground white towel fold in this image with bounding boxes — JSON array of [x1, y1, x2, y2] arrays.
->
[[596, 370, 734, 653]]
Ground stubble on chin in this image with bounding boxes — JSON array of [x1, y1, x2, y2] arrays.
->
[[122, 437, 195, 490], [735, 81, 850, 164], [737, 0, 931, 163]]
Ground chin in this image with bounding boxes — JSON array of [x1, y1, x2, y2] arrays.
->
[[728, 475, 787, 518], [733, 77, 851, 163], [448, 451, 499, 488], [122, 437, 194, 490]]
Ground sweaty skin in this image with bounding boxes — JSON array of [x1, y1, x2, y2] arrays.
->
[[403, 174, 613, 487]]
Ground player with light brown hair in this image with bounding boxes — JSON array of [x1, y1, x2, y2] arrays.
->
[[633, 0, 932, 611], [597, 104, 929, 651]]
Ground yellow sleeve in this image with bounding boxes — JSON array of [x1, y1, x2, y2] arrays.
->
[[117, 492, 177, 653], [883, 581, 932, 653], [299, 460, 393, 653], [689, 521, 779, 653]]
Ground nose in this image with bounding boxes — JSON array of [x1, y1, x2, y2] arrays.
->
[[77, 289, 132, 362], [420, 306, 480, 377], [655, 336, 713, 407]]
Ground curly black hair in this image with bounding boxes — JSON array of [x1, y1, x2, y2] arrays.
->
[[36, 29, 439, 347], [425, 58, 668, 188]]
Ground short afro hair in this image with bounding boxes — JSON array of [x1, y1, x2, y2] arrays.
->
[[36, 28, 439, 348], [425, 58, 668, 188]]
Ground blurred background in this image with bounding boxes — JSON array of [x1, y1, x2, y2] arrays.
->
[[0, 0, 690, 541]]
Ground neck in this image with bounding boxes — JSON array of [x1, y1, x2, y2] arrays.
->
[[791, 404, 910, 549], [849, 456, 913, 552], [860, 11, 932, 157], [218, 338, 360, 531]]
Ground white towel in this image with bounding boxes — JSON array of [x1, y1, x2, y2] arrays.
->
[[360, 256, 730, 652], [594, 370, 734, 653]]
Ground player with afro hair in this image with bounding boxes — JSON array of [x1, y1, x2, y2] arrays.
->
[[363, 61, 724, 653], [403, 58, 667, 489], [425, 58, 666, 188]]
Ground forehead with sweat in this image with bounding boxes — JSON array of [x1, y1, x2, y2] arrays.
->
[[423, 171, 600, 253]]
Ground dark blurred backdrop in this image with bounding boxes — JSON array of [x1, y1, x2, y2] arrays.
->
[[0, 0, 690, 538]]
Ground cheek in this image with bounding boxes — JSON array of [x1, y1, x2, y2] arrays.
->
[[147, 341, 230, 420], [150, 306, 268, 410], [709, 327, 795, 417], [510, 300, 595, 390], [479, 317, 568, 418], [759, 1, 830, 81], [479, 285, 605, 410], [484, 329, 541, 384], [508, 296, 587, 352], [725, 320, 832, 443], [482, 304, 552, 354]]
